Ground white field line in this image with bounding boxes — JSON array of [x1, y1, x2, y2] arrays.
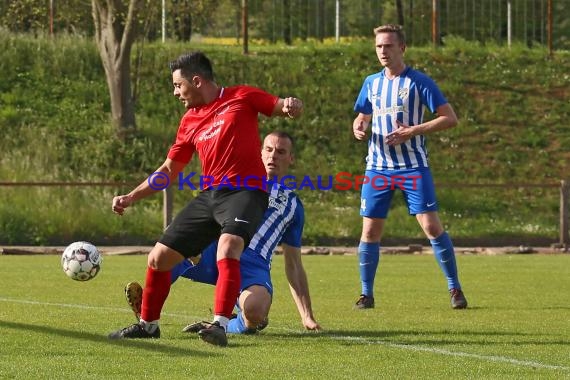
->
[[0, 296, 197, 320], [1, 297, 568, 372], [330, 335, 569, 371]]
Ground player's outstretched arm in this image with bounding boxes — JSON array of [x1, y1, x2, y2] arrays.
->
[[283, 243, 321, 331], [111, 158, 186, 216]]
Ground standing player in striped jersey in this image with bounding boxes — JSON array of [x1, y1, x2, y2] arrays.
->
[[352, 24, 468, 310], [125, 131, 321, 334]]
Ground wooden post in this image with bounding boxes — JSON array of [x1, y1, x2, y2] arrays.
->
[[547, 0, 553, 57], [242, 0, 249, 55], [507, 0, 512, 48], [561, 180, 569, 248], [432, 0, 439, 48], [161, 0, 166, 43], [163, 186, 173, 230], [49, 0, 54, 37]]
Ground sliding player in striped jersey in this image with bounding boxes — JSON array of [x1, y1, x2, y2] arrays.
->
[[352, 24, 468, 310], [125, 131, 321, 334]]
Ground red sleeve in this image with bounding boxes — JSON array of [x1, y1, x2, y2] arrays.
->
[[242, 86, 279, 117], [167, 116, 195, 164]]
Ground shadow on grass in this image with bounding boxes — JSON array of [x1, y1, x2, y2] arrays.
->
[[0, 320, 218, 357]]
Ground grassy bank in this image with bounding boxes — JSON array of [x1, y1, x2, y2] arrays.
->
[[0, 33, 568, 245]]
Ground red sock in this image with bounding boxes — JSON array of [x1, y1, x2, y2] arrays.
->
[[141, 267, 171, 322], [214, 258, 241, 318]]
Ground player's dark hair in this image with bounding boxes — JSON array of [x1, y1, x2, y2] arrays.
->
[[373, 24, 406, 45], [169, 51, 214, 81], [268, 130, 295, 152]]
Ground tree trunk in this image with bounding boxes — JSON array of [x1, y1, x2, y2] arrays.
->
[[91, 0, 141, 136], [396, 0, 405, 26], [316, 0, 325, 42], [283, 0, 292, 45]]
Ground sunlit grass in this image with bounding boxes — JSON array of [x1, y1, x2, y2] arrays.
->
[[0, 254, 568, 379]]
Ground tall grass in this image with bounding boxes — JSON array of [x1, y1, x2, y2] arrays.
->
[[300, 185, 559, 246], [0, 187, 163, 245]]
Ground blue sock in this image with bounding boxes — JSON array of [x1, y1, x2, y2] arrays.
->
[[170, 260, 192, 284], [358, 241, 380, 297], [430, 231, 461, 290], [227, 311, 256, 334]]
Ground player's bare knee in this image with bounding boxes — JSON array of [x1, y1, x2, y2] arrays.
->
[[217, 233, 245, 260], [147, 244, 163, 269], [241, 287, 271, 326], [360, 228, 382, 242], [243, 308, 267, 327], [147, 244, 183, 271], [361, 218, 383, 241], [420, 220, 443, 239], [424, 226, 444, 239], [417, 213, 443, 239]]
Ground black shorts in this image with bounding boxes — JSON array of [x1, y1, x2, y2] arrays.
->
[[159, 189, 268, 258]]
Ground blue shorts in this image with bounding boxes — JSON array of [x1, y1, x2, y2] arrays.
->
[[172, 243, 273, 296], [360, 167, 438, 218]]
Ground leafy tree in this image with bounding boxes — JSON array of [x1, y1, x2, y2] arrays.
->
[[166, 0, 219, 41], [0, 0, 46, 34], [1, 0, 568, 49], [51, 0, 94, 36]]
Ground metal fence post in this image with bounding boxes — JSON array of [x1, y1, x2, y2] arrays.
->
[[163, 186, 173, 230], [560, 180, 569, 248]]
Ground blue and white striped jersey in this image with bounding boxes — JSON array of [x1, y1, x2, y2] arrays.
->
[[246, 183, 304, 262], [354, 66, 448, 170], [171, 183, 304, 285]]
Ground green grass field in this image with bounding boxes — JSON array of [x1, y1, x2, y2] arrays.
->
[[0, 254, 569, 379]]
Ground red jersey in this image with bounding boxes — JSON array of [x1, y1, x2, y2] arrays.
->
[[167, 85, 278, 190]]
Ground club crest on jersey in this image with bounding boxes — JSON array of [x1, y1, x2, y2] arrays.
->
[[398, 87, 409, 100], [269, 195, 286, 213]]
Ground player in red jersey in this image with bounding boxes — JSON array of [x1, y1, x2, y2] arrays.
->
[[108, 52, 303, 346]]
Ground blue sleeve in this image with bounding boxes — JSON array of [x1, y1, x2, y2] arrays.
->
[[280, 201, 304, 248], [353, 77, 373, 114], [414, 72, 447, 113]]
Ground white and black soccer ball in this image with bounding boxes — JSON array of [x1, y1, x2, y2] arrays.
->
[[61, 241, 102, 281]]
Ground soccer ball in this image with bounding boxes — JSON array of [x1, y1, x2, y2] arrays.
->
[[61, 241, 102, 281]]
